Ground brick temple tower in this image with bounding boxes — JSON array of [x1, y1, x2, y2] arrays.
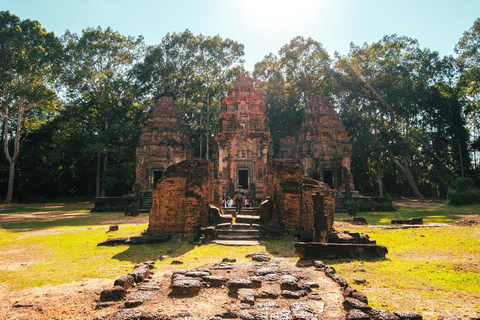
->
[[214, 77, 273, 199], [279, 94, 354, 193], [135, 96, 192, 192]]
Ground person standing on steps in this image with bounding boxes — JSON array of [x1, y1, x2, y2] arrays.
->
[[234, 186, 245, 220]]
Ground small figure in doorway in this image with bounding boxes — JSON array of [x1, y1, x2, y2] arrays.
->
[[249, 197, 254, 208], [227, 196, 233, 208]]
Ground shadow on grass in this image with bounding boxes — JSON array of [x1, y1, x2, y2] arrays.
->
[[111, 241, 197, 264], [262, 235, 298, 258], [0, 212, 149, 231]]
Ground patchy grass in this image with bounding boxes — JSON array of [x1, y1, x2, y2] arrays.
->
[[0, 201, 479, 318], [330, 224, 480, 317], [337, 202, 480, 225]]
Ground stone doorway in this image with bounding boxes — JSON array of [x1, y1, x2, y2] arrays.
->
[[238, 169, 249, 189], [152, 170, 163, 188], [323, 170, 334, 189]]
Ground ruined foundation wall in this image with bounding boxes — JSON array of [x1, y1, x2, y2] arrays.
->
[[264, 159, 335, 233], [147, 160, 215, 235]]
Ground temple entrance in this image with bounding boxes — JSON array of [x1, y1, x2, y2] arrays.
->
[[323, 170, 334, 189], [238, 169, 249, 189], [153, 170, 163, 188]]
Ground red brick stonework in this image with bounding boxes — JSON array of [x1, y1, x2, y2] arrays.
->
[[135, 96, 192, 192], [147, 160, 216, 235], [214, 77, 273, 199], [264, 159, 335, 233], [279, 94, 354, 193]]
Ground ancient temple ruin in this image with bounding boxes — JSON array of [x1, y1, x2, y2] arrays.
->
[[135, 96, 192, 192], [279, 95, 354, 194], [214, 77, 273, 199]]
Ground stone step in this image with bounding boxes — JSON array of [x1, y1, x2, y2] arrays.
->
[[216, 222, 260, 230], [216, 234, 261, 241], [212, 240, 260, 246], [216, 229, 261, 236]]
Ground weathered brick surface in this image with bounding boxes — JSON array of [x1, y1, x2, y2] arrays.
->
[[214, 77, 273, 199], [278, 94, 354, 193], [264, 159, 335, 233], [147, 160, 216, 234], [135, 96, 192, 192]]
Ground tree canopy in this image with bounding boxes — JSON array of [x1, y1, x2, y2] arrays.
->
[[1, 11, 479, 201]]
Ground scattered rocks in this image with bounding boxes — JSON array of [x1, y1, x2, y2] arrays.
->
[[270, 309, 293, 320], [100, 286, 127, 302], [281, 290, 302, 299], [280, 275, 299, 291], [95, 301, 116, 310], [171, 260, 184, 265], [313, 260, 325, 269], [256, 290, 280, 299], [368, 308, 400, 320], [222, 258, 237, 263], [203, 275, 229, 287], [124, 299, 143, 308], [114, 275, 135, 289], [128, 265, 151, 283], [353, 278, 366, 284], [170, 278, 202, 295], [237, 288, 256, 305], [290, 302, 319, 320], [346, 309, 370, 320], [228, 279, 253, 293], [246, 252, 271, 262], [215, 312, 239, 318], [393, 311, 423, 320], [239, 310, 269, 320], [343, 297, 372, 313]]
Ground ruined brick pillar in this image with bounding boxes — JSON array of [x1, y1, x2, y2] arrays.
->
[[147, 160, 216, 235], [214, 77, 273, 199]]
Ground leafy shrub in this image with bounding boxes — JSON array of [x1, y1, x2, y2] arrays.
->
[[447, 177, 480, 205], [350, 199, 396, 212]]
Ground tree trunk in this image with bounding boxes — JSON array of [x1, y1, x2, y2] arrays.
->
[[96, 152, 101, 198], [3, 99, 23, 204], [377, 160, 384, 198], [392, 156, 423, 199], [206, 90, 210, 160]]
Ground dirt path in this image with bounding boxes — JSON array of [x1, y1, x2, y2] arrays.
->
[[0, 258, 346, 320]]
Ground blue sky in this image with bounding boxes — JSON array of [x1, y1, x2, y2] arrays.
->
[[2, 0, 479, 72]]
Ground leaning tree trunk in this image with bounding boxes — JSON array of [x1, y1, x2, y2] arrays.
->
[[3, 99, 23, 204], [392, 156, 423, 199]]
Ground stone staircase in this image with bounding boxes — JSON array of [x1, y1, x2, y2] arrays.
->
[[213, 207, 261, 246], [139, 192, 153, 213]]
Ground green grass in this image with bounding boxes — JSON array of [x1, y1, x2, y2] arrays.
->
[[337, 202, 480, 225], [0, 201, 479, 318]]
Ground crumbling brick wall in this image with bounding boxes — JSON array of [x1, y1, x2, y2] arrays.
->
[[264, 159, 335, 233], [147, 160, 216, 234]]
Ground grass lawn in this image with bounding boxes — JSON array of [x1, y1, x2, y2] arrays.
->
[[0, 200, 479, 319]]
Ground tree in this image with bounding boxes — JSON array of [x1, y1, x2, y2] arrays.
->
[[61, 27, 145, 197], [134, 30, 245, 159], [253, 36, 332, 154], [335, 35, 465, 198], [0, 11, 62, 203]]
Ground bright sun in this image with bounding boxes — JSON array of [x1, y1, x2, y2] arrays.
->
[[232, 0, 323, 33]]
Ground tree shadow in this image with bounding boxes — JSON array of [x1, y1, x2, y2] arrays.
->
[[111, 240, 197, 264]]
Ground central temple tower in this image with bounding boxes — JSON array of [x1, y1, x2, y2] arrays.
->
[[214, 77, 273, 199]]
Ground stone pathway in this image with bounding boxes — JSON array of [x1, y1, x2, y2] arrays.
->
[[93, 254, 424, 320]]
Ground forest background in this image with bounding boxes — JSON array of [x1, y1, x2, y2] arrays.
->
[[2, 10, 480, 203]]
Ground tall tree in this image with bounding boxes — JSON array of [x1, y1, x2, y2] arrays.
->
[[0, 11, 62, 203], [61, 27, 145, 197], [253, 37, 332, 154], [134, 30, 245, 159]]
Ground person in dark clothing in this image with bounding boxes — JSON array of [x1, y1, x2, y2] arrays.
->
[[234, 186, 245, 216]]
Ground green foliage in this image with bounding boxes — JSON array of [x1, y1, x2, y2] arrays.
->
[[447, 177, 480, 205], [349, 199, 396, 212]]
